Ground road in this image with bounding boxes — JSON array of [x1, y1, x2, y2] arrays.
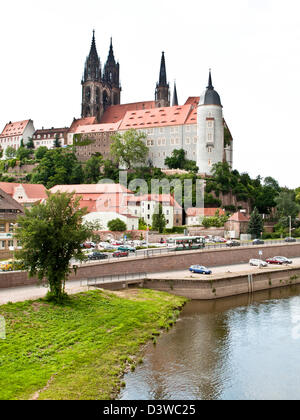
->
[[1, 257, 300, 305]]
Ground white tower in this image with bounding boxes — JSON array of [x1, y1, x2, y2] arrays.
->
[[197, 70, 224, 175]]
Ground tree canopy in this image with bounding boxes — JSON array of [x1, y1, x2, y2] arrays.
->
[[110, 129, 149, 169], [248, 207, 264, 238], [152, 204, 167, 233], [107, 218, 127, 232], [15, 192, 100, 302], [165, 149, 199, 173]]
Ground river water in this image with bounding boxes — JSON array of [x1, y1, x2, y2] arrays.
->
[[119, 285, 300, 400]]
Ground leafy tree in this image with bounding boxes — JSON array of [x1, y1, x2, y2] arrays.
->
[[264, 176, 280, 192], [248, 207, 264, 238], [54, 134, 61, 148], [152, 204, 166, 233], [26, 137, 35, 149], [15, 192, 100, 303], [110, 129, 149, 169], [31, 148, 82, 188], [35, 146, 48, 160], [295, 187, 300, 204], [275, 191, 300, 225], [165, 149, 199, 173], [5, 146, 16, 159], [138, 218, 148, 230], [84, 155, 103, 183], [107, 218, 127, 232], [16, 146, 32, 161]]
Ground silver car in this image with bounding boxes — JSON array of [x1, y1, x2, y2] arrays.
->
[[249, 259, 268, 267]]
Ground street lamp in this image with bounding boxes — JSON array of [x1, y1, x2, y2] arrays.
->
[[288, 216, 292, 238]]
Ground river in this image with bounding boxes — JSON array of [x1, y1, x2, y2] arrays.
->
[[119, 285, 300, 400]]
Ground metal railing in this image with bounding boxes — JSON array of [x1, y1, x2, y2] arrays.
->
[[74, 238, 300, 267], [80, 272, 147, 288]]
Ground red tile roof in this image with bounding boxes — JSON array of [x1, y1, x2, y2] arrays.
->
[[119, 105, 193, 130], [228, 211, 250, 222], [185, 97, 200, 107], [0, 120, 31, 138], [101, 101, 156, 124], [75, 121, 121, 134], [50, 184, 132, 195], [0, 182, 48, 202], [68, 117, 97, 133], [186, 208, 225, 217]]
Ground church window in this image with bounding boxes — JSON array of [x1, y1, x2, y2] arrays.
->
[[186, 137, 191, 145], [208, 147, 212, 153], [193, 137, 197, 144], [175, 138, 180, 145], [208, 159, 212, 166]]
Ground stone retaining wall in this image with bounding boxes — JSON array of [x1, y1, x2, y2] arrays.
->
[[0, 243, 300, 290]]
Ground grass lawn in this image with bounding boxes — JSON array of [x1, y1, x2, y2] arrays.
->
[[0, 288, 187, 400]]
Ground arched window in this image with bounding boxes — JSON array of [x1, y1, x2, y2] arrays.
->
[[85, 87, 91, 103], [96, 88, 100, 104]]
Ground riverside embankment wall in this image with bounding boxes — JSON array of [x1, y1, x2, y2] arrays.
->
[[145, 266, 300, 300], [0, 243, 300, 289]]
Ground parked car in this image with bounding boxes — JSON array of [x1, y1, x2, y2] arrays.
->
[[189, 265, 212, 275], [249, 259, 268, 267], [265, 257, 284, 265], [253, 239, 265, 245], [285, 237, 296, 243], [226, 240, 241, 247], [113, 251, 129, 258], [83, 241, 96, 249], [273, 256, 293, 264], [118, 245, 136, 253], [88, 252, 109, 261]]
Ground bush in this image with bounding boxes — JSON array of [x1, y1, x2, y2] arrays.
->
[[107, 219, 127, 232]]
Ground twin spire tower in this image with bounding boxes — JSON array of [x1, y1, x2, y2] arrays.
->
[[81, 32, 178, 122]]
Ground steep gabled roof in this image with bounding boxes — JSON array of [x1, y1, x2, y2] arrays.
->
[[119, 104, 192, 130], [100, 101, 156, 124], [0, 182, 47, 202], [0, 188, 24, 213], [0, 120, 31, 138], [69, 117, 97, 133], [186, 208, 225, 217]]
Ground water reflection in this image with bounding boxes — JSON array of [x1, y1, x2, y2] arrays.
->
[[119, 285, 300, 400]]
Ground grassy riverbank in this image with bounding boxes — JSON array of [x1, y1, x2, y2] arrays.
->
[[0, 289, 186, 400]]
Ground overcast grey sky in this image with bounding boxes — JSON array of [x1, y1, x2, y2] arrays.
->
[[0, 0, 299, 188]]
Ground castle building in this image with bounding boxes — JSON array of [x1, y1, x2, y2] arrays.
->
[[75, 33, 233, 175]]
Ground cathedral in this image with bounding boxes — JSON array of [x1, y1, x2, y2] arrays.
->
[[77, 31, 234, 175]]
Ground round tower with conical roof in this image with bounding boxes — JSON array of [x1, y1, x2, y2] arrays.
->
[[197, 70, 224, 175]]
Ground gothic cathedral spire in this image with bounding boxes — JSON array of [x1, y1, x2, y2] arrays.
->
[[81, 32, 121, 122], [155, 52, 170, 107], [172, 81, 178, 106]]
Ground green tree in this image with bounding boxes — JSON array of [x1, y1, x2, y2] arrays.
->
[[107, 218, 127, 232], [164, 149, 199, 173], [5, 146, 16, 159], [54, 134, 61, 148], [152, 204, 166, 233], [84, 155, 103, 183], [248, 207, 264, 238], [275, 191, 300, 225], [138, 218, 148, 230], [110, 129, 149, 169], [15, 192, 100, 303], [26, 137, 35, 149], [34, 146, 48, 160], [31, 148, 81, 188], [16, 146, 32, 162]]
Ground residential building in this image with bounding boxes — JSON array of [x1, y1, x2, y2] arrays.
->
[[126, 194, 182, 229], [0, 120, 35, 156], [33, 127, 68, 149], [225, 211, 250, 238], [0, 188, 24, 257], [186, 208, 226, 226], [50, 183, 138, 231], [0, 182, 48, 208]]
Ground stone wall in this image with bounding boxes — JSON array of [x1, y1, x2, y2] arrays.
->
[[1, 243, 300, 290]]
